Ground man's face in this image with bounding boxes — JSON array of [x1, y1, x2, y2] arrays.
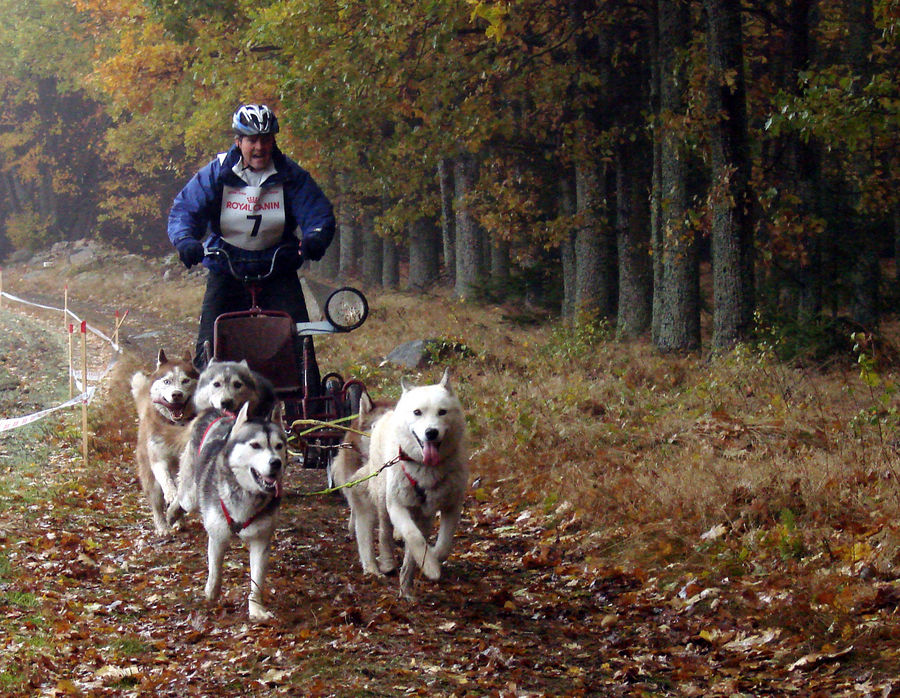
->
[[236, 133, 275, 171]]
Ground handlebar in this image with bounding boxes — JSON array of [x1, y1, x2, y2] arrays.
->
[[204, 243, 300, 284], [204, 243, 369, 335]]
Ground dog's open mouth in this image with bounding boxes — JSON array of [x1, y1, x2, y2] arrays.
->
[[418, 439, 441, 468], [153, 398, 186, 421], [251, 468, 282, 498]]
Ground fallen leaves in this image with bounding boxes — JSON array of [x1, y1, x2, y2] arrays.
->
[[2, 304, 900, 695]]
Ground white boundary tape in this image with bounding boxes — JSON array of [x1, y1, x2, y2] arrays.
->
[[0, 289, 121, 434], [1, 290, 120, 352], [0, 388, 96, 433]]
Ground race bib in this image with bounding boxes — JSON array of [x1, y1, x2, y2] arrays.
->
[[219, 184, 286, 250]]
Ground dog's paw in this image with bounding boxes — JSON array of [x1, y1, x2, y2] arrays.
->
[[249, 603, 275, 622], [166, 502, 184, 526], [376, 557, 397, 575], [362, 562, 386, 577], [204, 583, 221, 602], [421, 549, 441, 581]]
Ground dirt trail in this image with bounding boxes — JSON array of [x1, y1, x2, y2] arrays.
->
[[1, 280, 896, 696]]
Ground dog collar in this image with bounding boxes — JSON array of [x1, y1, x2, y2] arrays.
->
[[219, 496, 280, 535]]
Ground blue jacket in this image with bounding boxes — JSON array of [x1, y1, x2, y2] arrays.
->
[[167, 144, 335, 277]]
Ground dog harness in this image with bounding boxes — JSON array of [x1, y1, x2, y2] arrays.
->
[[219, 495, 280, 535], [398, 447, 447, 503], [401, 464, 428, 502], [197, 411, 236, 455]]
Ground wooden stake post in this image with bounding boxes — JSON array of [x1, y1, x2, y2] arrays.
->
[[81, 321, 88, 466], [68, 324, 75, 399], [113, 309, 129, 350]]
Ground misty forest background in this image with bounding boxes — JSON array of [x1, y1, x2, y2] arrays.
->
[[0, 0, 898, 357]]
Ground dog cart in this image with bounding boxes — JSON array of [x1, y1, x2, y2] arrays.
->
[[206, 246, 369, 473]]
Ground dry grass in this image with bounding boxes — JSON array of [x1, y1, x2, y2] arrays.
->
[[5, 247, 900, 578]]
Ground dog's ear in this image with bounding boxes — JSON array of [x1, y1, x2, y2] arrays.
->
[[359, 391, 373, 417], [182, 349, 193, 363], [400, 376, 414, 393], [202, 340, 212, 366], [439, 368, 452, 392], [233, 401, 251, 431], [270, 401, 285, 430], [239, 359, 250, 369], [156, 348, 167, 368]]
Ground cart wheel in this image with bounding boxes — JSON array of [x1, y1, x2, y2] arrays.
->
[[322, 372, 344, 397], [344, 381, 365, 419], [324, 287, 369, 331]]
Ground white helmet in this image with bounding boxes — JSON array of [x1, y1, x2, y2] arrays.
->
[[231, 104, 280, 136]]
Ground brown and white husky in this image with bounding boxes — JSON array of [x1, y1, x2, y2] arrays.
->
[[131, 348, 198, 535]]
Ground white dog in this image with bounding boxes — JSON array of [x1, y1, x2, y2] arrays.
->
[[339, 369, 468, 598]]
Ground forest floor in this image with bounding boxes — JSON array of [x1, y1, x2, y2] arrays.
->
[[0, 242, 899, 696]]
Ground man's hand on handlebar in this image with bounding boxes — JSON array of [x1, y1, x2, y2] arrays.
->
[[205, 243, 302, 282], [176, 239, 205, 268]]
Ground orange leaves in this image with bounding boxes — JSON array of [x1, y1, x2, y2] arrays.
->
[[95, 31, 189, 115]]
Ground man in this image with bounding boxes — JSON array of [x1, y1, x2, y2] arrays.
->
[[167, 104, 335, 372]]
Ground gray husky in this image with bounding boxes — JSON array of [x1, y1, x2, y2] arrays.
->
[[169, 401, 286, 621], [192, 358, 276, 417]]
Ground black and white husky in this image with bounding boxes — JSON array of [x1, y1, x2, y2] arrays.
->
[[169, 401, 286, 621]]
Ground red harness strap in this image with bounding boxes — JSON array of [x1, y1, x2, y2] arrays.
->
[[219, 496, 281, 535], [399, 447, 429, 502], [197, 411, 236, 455]]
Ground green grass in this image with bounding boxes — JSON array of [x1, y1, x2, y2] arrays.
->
[[1, 591, 39, 608], [110, 636, 151, 655]]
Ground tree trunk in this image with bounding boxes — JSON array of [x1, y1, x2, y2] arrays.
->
[[704, 0, 755, 350], [489, 237, 511, 290], [847, 0, 879, 328], [382, 238, 399, 289], [649, 0, 665, 344], [409, 217, 441, 291], [559, 175, 577, 320], [785, 0, 824, 324], [655, 0, 700, 353], [360, 210, 383, 288], [574, 160, 607, 316], [438, 157, 456, 283], [337, 202, 359, 281], [317, 224, 340, 279], [454, 153, 484, 299], [615, 140, 652, 339]]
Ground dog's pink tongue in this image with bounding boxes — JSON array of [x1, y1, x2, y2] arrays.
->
[[423, 442, 440, 467], [274, 479, 282, 498]]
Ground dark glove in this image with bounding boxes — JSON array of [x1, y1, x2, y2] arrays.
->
[[302, 237, 325, 262], [176, 239, 205, 268]]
